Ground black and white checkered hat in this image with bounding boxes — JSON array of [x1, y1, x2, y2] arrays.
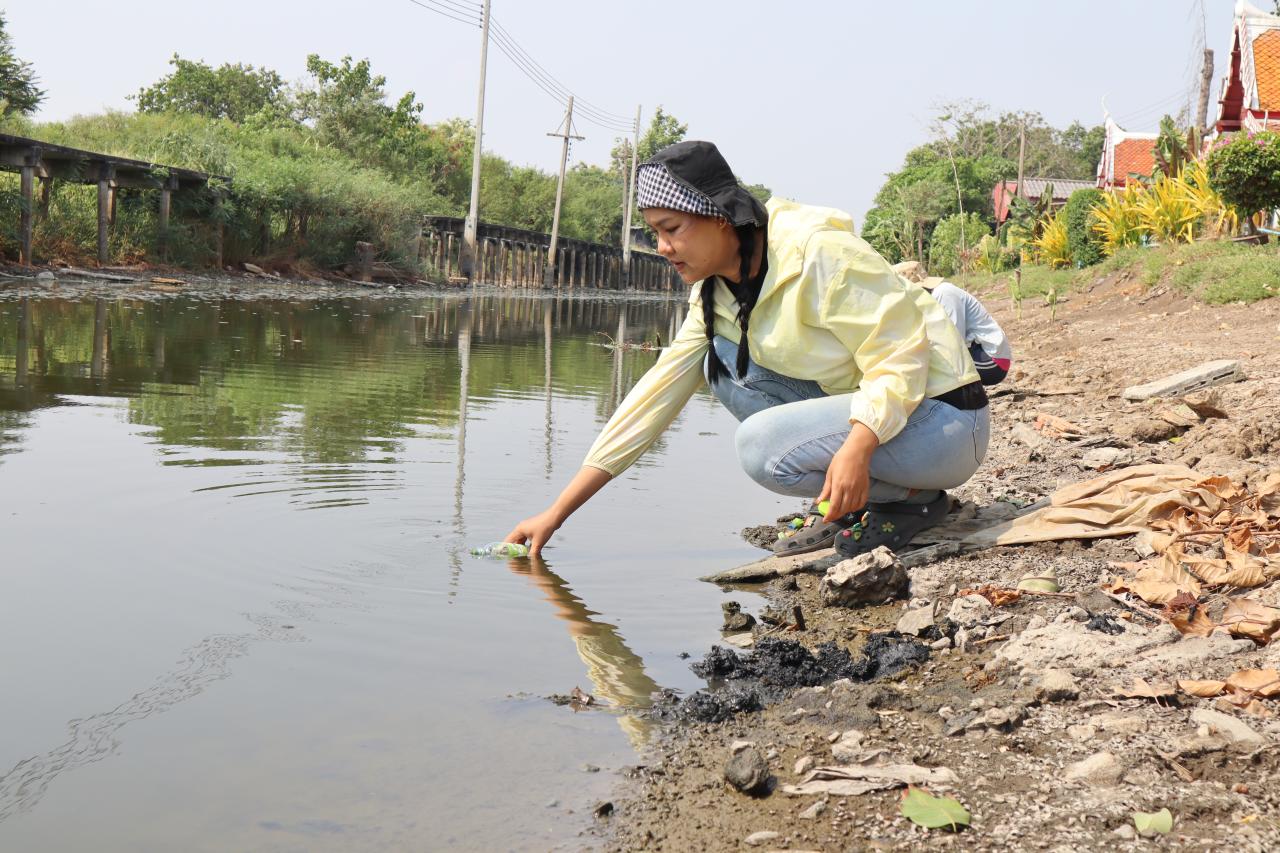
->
[[636, 163, 722, 218], [635, 141, 768, 228]]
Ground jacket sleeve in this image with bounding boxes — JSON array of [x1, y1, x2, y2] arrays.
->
[[819, 246, 931, 445], [582, 304, 710, 476]]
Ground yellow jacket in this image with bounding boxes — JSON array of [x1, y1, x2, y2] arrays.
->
[[583, 198, 977, 477]]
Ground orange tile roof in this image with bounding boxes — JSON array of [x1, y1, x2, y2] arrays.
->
[[1256, 29, 1280, 111], [1113, 138, 1156, 185]]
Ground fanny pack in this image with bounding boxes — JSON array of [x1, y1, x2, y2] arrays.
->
[[931, 380, 988, 411]]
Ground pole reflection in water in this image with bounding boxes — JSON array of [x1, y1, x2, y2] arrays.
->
[[543, 299, 553, 479], [90, 298, 107, 380], [15, 298, 29, 388], [449, 297, 473, 594], [505, 555, 659, 750]]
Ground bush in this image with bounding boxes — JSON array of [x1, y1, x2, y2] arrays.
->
[[927, 212, 990, 276], [1206, 131, 1280, 222], [1061, 188, 1104, 267]]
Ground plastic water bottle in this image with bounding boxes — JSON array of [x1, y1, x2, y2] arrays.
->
[[469, 542, 530, 558]]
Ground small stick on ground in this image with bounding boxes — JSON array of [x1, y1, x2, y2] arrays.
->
[[1102, 589, 1167, 623]]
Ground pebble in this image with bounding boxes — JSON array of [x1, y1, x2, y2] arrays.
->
[[831, 729, 866, 762], [794, 755, 816, 775], [730, 740, 756, 754], [947, 594, 994, 628], [724, 746, 770, 794], [1026, 615, 1048, 630], [1191, 708, 1265, 748], [798, 799, 827, 820], [1112, 823, 1137, 840], [1063, 751, 1123, 785], [745, 831, 781, 847], [930, 637, 952, 650], [1036, 669, 1080, 702]]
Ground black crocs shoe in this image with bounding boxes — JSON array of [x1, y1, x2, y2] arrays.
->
[[834, 491, 951, 558]]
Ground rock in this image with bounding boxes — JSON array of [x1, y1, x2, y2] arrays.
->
[[947, 594, 994, 628], [35, 270, 57, 286], [242, 262, 268, 276], [744, 831, 781, 847], [896, 602, 936, 636], [830, 729, 867, 762], [1066, 724, 1097, 741], [1036, 669, 1080, 702], [794, 755, 816, 775], [1190, 708, 1264, 749], [1080, 447, 1127, 470], [798, 799, 826, 820], [1063, 751, 1123, 785], [730, 740, 756, 754], [1119, 417, 1182, 443], [721, 601, 756, 632], [725, 746, 770, 793], [930, 636, 952, 651], [1112, 823, 1137, 840], [819, 547, 908, 608], [722, 632, 755, 649], [593, 800, 613, 818], [1026, 615, 1048, 631]]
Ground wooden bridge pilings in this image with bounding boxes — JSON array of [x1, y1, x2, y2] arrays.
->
[[421, 216, 680, 291], [0, 133, 222, 268]]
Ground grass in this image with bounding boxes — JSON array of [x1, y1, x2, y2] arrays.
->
[[953, 240, 1280, 306]]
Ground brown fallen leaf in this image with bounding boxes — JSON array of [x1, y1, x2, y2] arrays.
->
[[1033, 412, 1086, 438], [1241, 700, 1274, 719], [1115, 677, 1177, 701], [1221, 599, 1280, 644], [957, 585, 1021, 607], [1225, 668, 1280, 699], [1177, 679, 1227, 697], [1169, 606, 1216, 637]]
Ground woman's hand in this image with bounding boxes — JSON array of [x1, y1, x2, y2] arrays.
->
[[505, 508, 564, 558], [819, 422, 879, 521]]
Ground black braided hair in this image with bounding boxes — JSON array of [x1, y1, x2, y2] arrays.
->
[[703, 223, 763, 382]]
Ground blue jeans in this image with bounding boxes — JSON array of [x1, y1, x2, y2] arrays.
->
[[705, 336, 990, 504]]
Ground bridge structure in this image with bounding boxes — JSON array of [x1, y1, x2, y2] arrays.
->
[[0, 132, 223, 268], [422, 216, 680, 291]]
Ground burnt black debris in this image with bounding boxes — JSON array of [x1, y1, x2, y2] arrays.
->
[[692, 634, 929, 692], [675, 687, 762, 723], [1085, 612, 1125, 635]]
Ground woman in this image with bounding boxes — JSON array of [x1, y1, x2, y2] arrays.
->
[[505, 141, 989, 559]]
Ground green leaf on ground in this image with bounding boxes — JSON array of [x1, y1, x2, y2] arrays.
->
[[900, 788, 971, 831], [1133, 808, 1173, 837]]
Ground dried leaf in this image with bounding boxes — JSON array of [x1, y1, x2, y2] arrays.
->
[[1241, 700, 1274, 718], [1225, 668, 1280, 698], [957, 585, 1021, 607], [1177, 679, 1226, 697], [1169, 607, 1216, 637], [1115, 677, 1177, 700], [1033, 412, 1086, 438], [1221, 599, 1280, 644], [1133, 808, 1174, 837], [900, 788, 970, 831]]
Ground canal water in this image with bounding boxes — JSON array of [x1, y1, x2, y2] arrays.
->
[[0, 288, 788, 852]]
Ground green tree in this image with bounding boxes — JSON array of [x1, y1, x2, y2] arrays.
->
[[0, 12, 43, 117], [1060, 188, 1104, 267], [134, 54, 284, 123], [1206, 131, 1280, 233], [636, 106, 687, 161], [928, 211, 990, 276]]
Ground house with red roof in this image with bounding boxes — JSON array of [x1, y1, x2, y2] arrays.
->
[[992, 178, 1096, 225], [1096, 116, 1159, 189], [1216, 1, 1280, 134]]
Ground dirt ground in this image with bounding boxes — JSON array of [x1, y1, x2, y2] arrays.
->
[[594, 272, 1280, 851]]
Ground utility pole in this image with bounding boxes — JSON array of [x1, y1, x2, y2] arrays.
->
[[461, 0, 492, 281], [544, 96, 583, 287], [1196, 48, 1215, 133], [620, 105, 642, 287], [1015, 120, 1026, 198]]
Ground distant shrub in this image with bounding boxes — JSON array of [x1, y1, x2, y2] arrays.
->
[[927, 212, 990, 277], [1206, 131, 1280, 223], [1061, 188, 1104, 267]]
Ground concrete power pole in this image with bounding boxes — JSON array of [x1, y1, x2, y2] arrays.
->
[[544, 96, 583, 287], [1196, 48, 1216, 133], [620, 105, 642, 287], [461, 0, 492, 281], [1015, 120, 1026, 198]]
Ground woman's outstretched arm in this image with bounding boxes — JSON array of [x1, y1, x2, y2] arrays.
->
[[504, 466, 612, 556]]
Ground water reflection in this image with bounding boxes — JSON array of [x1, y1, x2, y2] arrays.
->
[[505, 556, 659, 750]]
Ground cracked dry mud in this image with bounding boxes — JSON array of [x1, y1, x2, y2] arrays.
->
[[596, 272, 1280, 851]]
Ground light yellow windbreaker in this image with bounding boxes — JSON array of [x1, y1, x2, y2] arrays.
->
[[583, 197, 977, 477]]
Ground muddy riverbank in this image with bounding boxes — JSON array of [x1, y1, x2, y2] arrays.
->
[[596, 271, 1280, 851]]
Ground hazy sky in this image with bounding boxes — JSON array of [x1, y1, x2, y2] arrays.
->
[[8, 0, 1238, 223]]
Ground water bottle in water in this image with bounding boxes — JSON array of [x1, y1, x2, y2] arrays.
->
[[469, 542, 530, 558]]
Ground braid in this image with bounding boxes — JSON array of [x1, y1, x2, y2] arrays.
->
[[701, 278, 722, 382]]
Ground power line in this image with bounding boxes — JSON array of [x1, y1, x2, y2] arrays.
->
[[406, 0, 480, 27]]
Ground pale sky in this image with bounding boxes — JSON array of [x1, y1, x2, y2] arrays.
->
[[8, 0, 1239, 223]]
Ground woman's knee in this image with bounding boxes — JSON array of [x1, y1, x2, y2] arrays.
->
[[735, 411, 832, 495], [734, 413, 777, 488]]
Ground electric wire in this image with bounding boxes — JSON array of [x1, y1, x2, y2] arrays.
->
[[406, 0, 480, 27]]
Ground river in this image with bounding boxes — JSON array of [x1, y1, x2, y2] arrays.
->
[[0, 286, 786, 852]]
